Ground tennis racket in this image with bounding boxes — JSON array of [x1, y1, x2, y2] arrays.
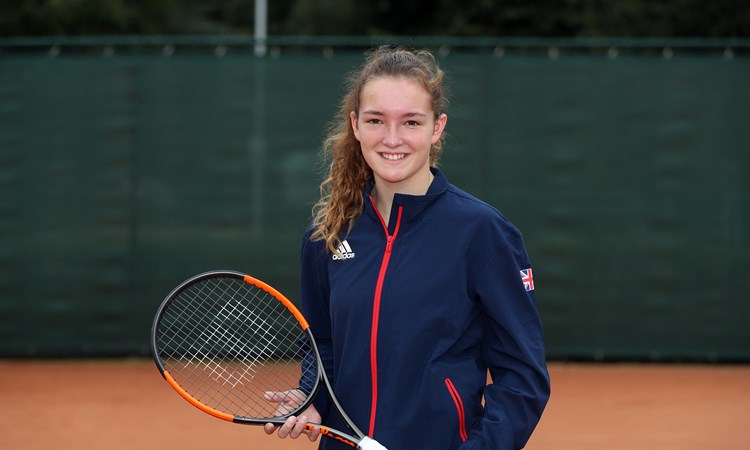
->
[[151, 270, 388, 450]]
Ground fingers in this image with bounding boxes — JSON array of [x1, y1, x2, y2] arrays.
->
[[263, 391, 287, 402], [304, 420, 322, 442], [264, 389, 310, 417], [265, 389, 307, 406], [290, 416, 310, 439], [263, 395, 321, 442], [276, 416, 306, 439], [264, 416, 321, 442], [263, 422, 277, 435]]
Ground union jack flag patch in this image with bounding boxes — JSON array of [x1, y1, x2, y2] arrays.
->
[[520, 268, 534, 291]]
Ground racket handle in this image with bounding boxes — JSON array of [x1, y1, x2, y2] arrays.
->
[[358, 436, 389, 450]]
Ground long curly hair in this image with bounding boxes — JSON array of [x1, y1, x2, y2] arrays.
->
[[310, 46, 448, 254]]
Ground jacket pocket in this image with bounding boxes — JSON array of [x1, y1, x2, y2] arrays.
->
[[444, 377, 468, 442]]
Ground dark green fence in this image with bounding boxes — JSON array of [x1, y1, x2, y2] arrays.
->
[[1, 37, 748, 361]]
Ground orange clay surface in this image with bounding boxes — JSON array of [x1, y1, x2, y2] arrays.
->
[[1, 360, 748, 450]]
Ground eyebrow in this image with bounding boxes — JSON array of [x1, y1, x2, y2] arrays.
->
[[361, 110, 429, 118]]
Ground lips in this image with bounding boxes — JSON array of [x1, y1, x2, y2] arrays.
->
[[381, 153, 406, 160]]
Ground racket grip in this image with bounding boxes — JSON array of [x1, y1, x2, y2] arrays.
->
[[357, 436, 389, 450]]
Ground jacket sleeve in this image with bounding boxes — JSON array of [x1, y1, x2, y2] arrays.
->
[[299, 231, 334, 420], [460, 230, 550, 450]]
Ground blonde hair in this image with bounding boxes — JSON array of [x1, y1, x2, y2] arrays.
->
[[310, 46, 448, 254]]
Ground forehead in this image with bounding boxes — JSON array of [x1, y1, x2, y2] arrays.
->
[[359, 76, 432, 112]]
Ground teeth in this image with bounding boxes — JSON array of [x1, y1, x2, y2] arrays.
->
[[382, 153, 405, 160]]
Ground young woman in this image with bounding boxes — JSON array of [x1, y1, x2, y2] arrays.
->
[[265, 46, 550, 450]]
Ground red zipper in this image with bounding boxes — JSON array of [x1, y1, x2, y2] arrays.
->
[[368, 199, 403, 437], [445, 378, 469, 442]]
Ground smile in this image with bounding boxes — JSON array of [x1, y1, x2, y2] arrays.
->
[[381, 153, 406, 160]]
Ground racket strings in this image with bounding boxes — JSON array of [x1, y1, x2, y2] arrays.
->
[[155, 276, 317, 419], [161, 278, 305, 415]]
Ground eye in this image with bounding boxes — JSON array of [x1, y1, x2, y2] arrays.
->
[[365, 118, 382, 125], [405, 120, 421, 127]]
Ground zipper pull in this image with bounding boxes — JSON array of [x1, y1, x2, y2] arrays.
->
[[385, 236, 393, 253]]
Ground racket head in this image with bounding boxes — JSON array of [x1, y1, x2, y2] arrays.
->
[[151, 270, 322, 424]]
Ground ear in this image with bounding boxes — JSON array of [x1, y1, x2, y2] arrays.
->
[[350, 111, 361, 141], [431, 113, 448, 144]]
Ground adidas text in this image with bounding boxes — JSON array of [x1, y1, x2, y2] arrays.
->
[[333, 240, 355, 260]]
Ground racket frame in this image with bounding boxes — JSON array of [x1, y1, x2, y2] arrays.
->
[[151, 270, 367, 448]]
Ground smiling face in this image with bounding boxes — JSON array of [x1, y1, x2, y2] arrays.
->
[[351, 76, 447, 196]]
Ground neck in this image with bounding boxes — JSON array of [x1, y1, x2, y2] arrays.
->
[[371, 171, 434, 226], [371, 186, 392, 226]]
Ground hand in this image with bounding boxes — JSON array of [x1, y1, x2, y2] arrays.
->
[[263, 389, 322, 442]]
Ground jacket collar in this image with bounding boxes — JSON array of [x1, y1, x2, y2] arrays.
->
[[364, 168, 449, 227]]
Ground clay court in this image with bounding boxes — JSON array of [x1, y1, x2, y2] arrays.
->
[[2, 360, 747, 450]]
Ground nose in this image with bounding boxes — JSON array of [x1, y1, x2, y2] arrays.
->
[[382, 124, 402, 148]]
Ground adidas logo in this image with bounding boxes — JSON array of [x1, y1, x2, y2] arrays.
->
[[332, 240, 356, 260]]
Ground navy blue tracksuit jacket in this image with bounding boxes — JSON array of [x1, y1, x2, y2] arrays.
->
[[300, 169, 550, 450]]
